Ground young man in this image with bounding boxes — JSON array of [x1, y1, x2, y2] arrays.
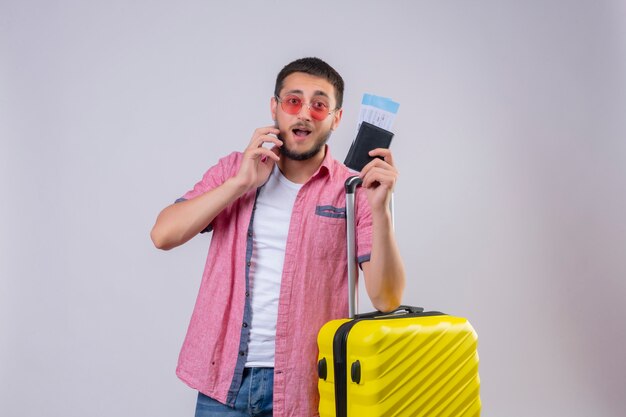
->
[[151, 57, 406, 417]]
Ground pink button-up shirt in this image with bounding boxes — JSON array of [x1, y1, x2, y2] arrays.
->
[[175, 147, 372, 416]]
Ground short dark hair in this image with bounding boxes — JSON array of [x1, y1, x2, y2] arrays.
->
[[274, 57, 345, 109]]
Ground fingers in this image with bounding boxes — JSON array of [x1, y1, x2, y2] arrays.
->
[[360, 149, 398, 189], [248, 126, 282, 150], [248, 146, 280, 163], [244, 127, 282, 162], [361, 165, 397, 190], [368, 148, 394, 166]]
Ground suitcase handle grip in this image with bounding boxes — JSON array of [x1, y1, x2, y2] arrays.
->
[[345, 176, 363, 194], [354, 305, 425, 319]]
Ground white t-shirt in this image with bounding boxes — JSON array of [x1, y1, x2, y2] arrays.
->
[[245, 165, 302, 367]]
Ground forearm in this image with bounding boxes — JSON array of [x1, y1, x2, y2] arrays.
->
[[363, 208, 406, 312], [150, 177, 248, 250]]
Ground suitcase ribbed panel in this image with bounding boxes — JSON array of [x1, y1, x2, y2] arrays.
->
[[344, 315, 481, 417]]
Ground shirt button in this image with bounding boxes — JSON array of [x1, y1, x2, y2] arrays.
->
[[247, 261, 251, 267], [239, 351, 245, 356], [242, 322, 248, 328], [245, 291, 250, 297], [248, 231, 253, 237]]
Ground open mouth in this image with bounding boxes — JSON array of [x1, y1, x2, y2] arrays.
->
[[292, 128, 312, 138]]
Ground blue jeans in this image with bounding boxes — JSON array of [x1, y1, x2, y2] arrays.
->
[[194, 367, 274, 417]]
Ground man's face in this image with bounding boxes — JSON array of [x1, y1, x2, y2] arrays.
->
[[271, 72, 343, 161]]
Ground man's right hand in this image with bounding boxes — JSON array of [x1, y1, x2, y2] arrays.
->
[[150, 126, 282, 250], [233, 126, 282, 193]]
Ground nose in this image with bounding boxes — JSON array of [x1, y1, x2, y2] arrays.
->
[[297, 102, 312, 121]]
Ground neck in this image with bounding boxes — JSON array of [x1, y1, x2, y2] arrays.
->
[[277, 146, 326, 184]]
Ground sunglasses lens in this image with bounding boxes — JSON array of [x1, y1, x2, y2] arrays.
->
[[281, 95, 302, 114], [309, 108, 326, 121], [309, 100, 330, 121]]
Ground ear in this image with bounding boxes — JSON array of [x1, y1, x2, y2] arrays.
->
[[270, 96, 278, 121], [331, 108, 343, 131]]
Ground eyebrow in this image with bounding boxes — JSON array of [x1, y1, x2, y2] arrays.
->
[[284, 89, 330, 99]]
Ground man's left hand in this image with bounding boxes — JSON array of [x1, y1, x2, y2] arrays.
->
[[359, 148, 398, 214]]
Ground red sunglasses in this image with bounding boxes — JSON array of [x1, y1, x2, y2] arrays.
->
[[275, 95, 337, 121]]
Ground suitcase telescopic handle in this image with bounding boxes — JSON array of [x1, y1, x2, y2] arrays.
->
[[345, 176, 362, 319], [345, 176, 400, 319], [345, 177, 426, 321]]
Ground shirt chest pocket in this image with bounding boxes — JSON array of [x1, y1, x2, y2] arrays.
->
[[315, 205, 346, 220], [309, 205, 347, 260]]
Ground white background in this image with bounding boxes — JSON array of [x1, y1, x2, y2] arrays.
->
[[2, 1, 625, 416]]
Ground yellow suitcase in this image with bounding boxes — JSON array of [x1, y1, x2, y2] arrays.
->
[[317, 177, 481, 416]]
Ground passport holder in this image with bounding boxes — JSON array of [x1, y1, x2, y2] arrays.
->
[[344, 122, 394, 172]]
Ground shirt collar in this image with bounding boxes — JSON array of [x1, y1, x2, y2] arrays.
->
[[312, 144, 334, 180]]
